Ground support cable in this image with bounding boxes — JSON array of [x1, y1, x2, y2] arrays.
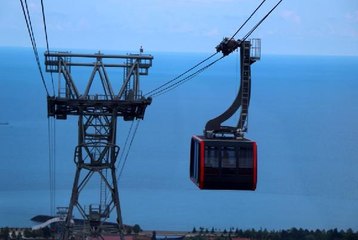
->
[[21, 0, 57, 215], [40, 0, 55, 96], [145, 0, 277, 98], [117, 121, 135, 169], [47, 119, 52, 215], [40, 0, 49, 52], [241, 0, 283, 42], [48, 117, 56, 216], [229, 0, 266, 41], [19, 0, 50, 96], [117, 120, 141, 180], [107, 121, 135, 202], [151, 56, 224, 98], [40, 0, 57, 216], [144, 52, 218, 97]]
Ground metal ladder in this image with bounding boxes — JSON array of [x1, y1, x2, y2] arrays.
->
[[239, 41, 251, 132]]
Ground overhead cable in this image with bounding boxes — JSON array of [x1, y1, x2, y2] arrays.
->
[[229, 0, 267, 41], [151, 56, 224, 98], [40, 0, 55, 95], [21, 0, 57, 215], [117, 121, 135, 171], [241, 0, 283, 42], [117, 120, 141, 180], [144, 52, 219, 97], [20, 0, 50, 96], [48, 118, 56, 216], [145, 0, 280, 98], [39, 0, 57, 216]]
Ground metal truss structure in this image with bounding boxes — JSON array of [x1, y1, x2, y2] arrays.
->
[[45, 51, 153, 240]]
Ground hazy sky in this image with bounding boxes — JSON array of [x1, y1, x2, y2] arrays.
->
[[1, 0, 358, 55]]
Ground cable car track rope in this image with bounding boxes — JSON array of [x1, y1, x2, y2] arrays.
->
[[228, 0, 267, 41], [40, 0, 55, 96], [144, 52, 219, 97], [116, 121, 136, 178], [242, 0, 283, 42], [20, 0, 50, 96], [145, 0, 283, 98], [20, 0, 57, 216], [39, 0, 57, 216], [150, 55, 225, 98], [117, 120, 141, 180]]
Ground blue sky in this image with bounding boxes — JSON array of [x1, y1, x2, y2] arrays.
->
[[1, 0, 358, 55]]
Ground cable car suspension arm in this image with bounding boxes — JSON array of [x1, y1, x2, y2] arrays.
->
[[205, 0, 283, 138]]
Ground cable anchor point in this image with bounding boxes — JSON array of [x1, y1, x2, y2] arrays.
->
[[216, 37, 241, 56]]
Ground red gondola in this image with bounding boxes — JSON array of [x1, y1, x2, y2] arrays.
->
[[190, 136, 257, 190], [189, 39, 260, 190]]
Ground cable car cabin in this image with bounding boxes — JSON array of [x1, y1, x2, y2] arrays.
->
[[190, 135, 257, 190]]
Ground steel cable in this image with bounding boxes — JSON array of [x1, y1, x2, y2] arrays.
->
[[241, 0, 283, 42], [117, 121, 135, 170], [40, 0, 57, 216], [117, 120, 141, 180], [20, 0, 50, 96], [144, 52, 219, 97], [40, 0, 55, 96], [144, 0, 277, 98], [151, 56, 224, 98], [229, 0, 267, 41], [21, 0, 57, 215]]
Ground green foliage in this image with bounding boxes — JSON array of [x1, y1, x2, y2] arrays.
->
[[16, 232, 22, 240], [186, 227, 358, 240], [0, 228, 10, 240], [10, 231, 16, 240], [42, 227, 52, 238], [133, 224, 142, 234], [126, 227, 133, 235], [125, 224, 142, 235], [22, 229, 31, 238]]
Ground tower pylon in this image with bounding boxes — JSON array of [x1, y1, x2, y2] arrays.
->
[[45, 51, 153, 239]]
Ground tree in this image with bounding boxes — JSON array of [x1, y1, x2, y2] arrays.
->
[[22, 229, 32, 238], [345, 228, 356, 240], [126, 227, 133, 235], [151, 231, 156, 240], [42, 227, 52, 238], [10, 231, 16, 240], [16, 232, 22, 240], [0, 228, 10, 240], [133, 224, 142, 234], [304, 234, 315, 240]]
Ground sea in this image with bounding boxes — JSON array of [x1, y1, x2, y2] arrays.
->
[[0, 47, 357, 231]]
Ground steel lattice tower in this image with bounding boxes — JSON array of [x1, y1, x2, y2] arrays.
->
[[45, 51, 153, 239]]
